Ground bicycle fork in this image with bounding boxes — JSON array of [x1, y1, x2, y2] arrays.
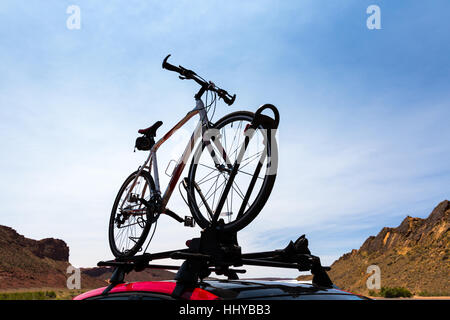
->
[[198, 104, 280, 227]]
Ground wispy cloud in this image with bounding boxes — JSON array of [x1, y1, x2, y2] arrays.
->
[[0, 1, 449, 278]]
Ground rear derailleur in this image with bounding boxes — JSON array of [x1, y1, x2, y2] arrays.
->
[[115, 194, 161, 228]]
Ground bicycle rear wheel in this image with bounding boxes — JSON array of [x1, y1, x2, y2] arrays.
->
[[187, 111, 277, 233], [108, 170, 157, 258]]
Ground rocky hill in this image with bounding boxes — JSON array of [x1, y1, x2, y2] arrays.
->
[[80, 266, 176, 288], [328, 200, 450, 295], [0, 225, 175, 290]]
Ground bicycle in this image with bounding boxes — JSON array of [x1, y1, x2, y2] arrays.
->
[[109, 55, 279, 258]]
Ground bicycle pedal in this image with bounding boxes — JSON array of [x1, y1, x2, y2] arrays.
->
[[128, 194, 140, 203], [184, 216, 195, 227]]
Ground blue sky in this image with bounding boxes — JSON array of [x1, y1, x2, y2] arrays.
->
[[0, 1, 449, 278]]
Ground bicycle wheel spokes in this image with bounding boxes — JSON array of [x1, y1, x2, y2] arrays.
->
[[190, 115, 269, 227], [110, 172, 155, 257]]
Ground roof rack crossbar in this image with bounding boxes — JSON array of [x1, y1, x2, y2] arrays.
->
[[98, 228, 333, 296]]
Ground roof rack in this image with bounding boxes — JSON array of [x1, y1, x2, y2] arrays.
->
[[98, 225, 333, 298]]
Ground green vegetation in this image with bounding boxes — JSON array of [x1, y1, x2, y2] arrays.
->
[[369, 287, 413, 298], [0, 291, 57, 300], [381, 287, 412, 298], [368, 290, 378, 297], [0, 289, 88, 300], [418, 290, 450, 297]]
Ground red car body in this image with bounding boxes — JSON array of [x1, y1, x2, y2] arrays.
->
[[73, 281, 219, 300], [73, 279, 368, 300]]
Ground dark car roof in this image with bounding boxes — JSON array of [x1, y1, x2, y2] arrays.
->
[[74, 279, 368, 300], [197, 279, 365, 300]]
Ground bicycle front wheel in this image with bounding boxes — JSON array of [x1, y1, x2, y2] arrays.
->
[[187, 111, 278, 233], [108, 170, 156, 258]]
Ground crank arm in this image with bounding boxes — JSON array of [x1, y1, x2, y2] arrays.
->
[[137, 197, 151, 208], [163, 208, 185, 223], [121, 208, 147, 215], [137, 196, 186, 224]]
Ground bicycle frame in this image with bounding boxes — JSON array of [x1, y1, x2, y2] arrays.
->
[[121, 95, 270, 230], [123, 98, 234, 217]]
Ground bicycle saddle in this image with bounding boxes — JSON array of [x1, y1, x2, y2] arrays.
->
[[138, 121, 163, 137]]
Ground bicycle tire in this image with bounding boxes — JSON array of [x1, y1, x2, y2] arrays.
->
[[187, 111, 278, 233], [108, 170, 156, 258]]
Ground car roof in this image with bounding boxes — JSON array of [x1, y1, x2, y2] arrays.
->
[[73, 281, 219, 300], [74, 279, 366, 300], [198, 279, 360, 299]]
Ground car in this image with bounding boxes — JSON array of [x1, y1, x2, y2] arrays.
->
[[73, 279, 370, 300]]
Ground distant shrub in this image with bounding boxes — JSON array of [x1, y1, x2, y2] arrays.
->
[[380, 287, 412, 298], [368, 290, 379, 297], [0, 290, 57, 300], [418, 290, 449, 297]]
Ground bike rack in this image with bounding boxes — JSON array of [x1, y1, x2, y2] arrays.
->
[[99, 103, 333, 298], [252, 104, 280, 130], [98, 225, 333, 298]]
